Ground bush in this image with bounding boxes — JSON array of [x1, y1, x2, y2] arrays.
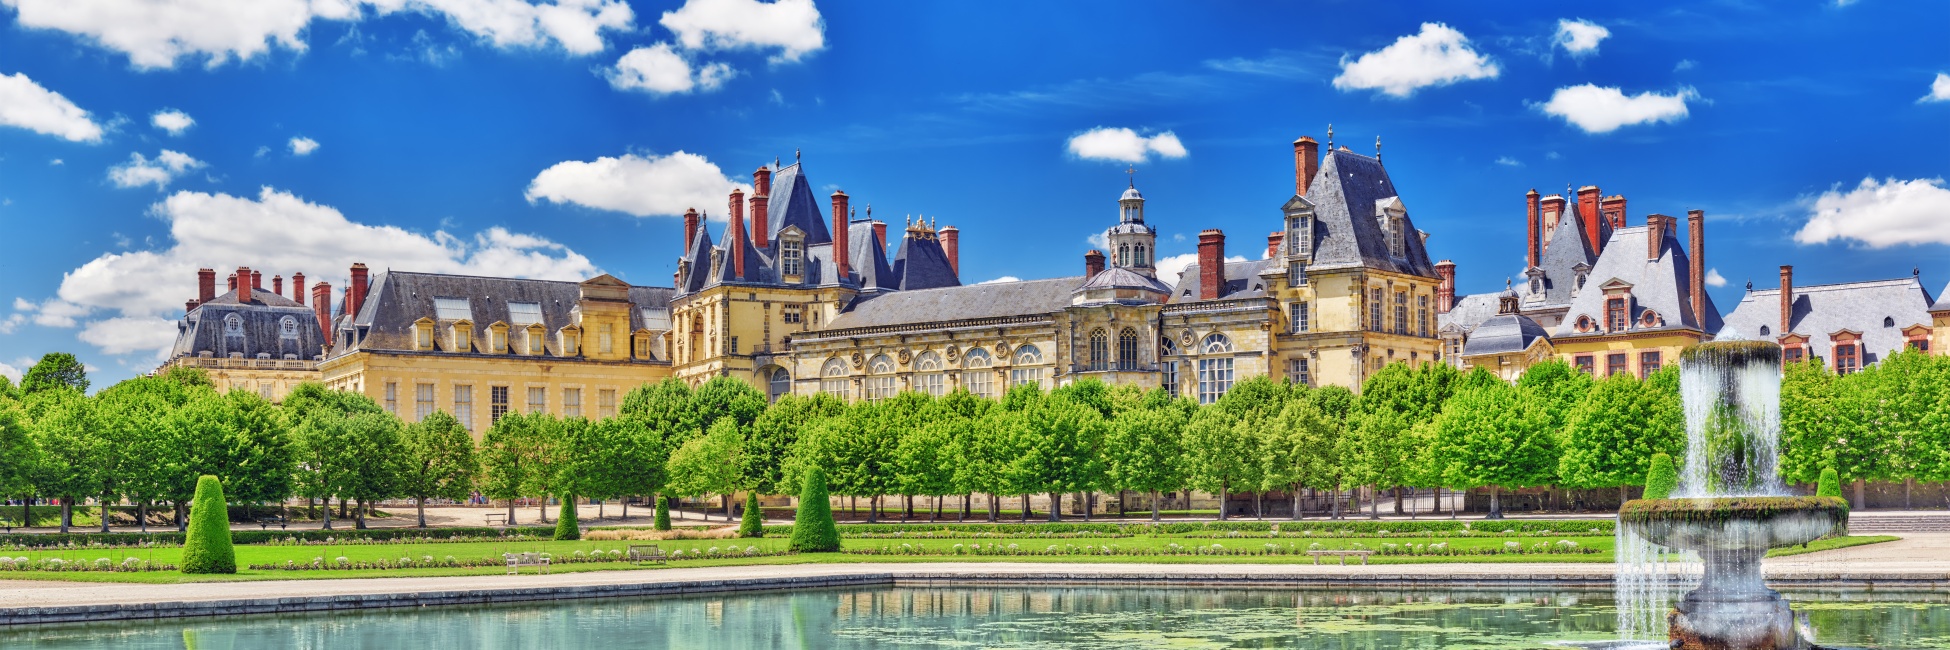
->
[[1643, 452, 1678, 500], [654, 495, 672, 531], [554, 500, 580, 541], [738, 492, 764, 538], [1817, 466, 1842, 500], [760, 519, 1616, 539], [0, 526, 558, 550], [788, 468, 839, 552], [180, 475, 236, 574]]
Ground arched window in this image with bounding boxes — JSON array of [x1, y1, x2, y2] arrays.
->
[[767, 367, 791, 403], [819, 358, 850, 401], [1201, 333, 1233, 354], [915, 351, 942, 371], [865, 354, 897, 400], [1088, 329, 1109, 371], [962, 347, 994, 398], [1013, 344, 1042, 365], [223, 313, 244, 336], [963, 347, 992, 368], [822, 358, 849, 376], [1134, 244, 1147, 267], [1759, 325, 1771, 337], [1010, 344, 1044, 389], [1117, 244, 1128, 267], [914, 351, 945, 396], [1118, 328, 1139, 370], [279, 316, 299, 339], [1884, 316, 1896, 328], [869, 354, 894, 374]]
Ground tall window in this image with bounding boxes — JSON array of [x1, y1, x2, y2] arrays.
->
[[1417, 295, 1430, 337], [1009, 345, 1044, 388], [1160, 337, 1179, 397], [1290, 214, 1312, 256], [1783, 346, 1804, 364], [781, 239, 803, 276], [1394, 291, 1408, 335], [454, 385, 474, 430], [768, 368, 792, 403], [527, 327, 544, 355], [1369, 288, 1384, 331], [599, 323, 613, 354], [1574, 355, 1594, 375], [1088, 329, 1109, 371], [563, 387, 582, 419], [597, 389, 617, 418], [865, 354, 897, 400], [384, 381, 398, 415], [1606, 353, 1628, 377], [1289, 301, 1309, 333], [1135, 244, 1147, 267], [963, 348, 994, 398], [1197, 334, 1235, 404], [1639, 351, 1663, 379], [1288, 358, 1311, 387], [1606, 298, 1628, 331], [490, 386, 510, 424], [914, 352, 945, 397], [1118, 328, 1139, 371], [821, 358, 851, 400], [1835, 344, 1860, 375], [527, 387, 546, 414], [260, 383, 273, 400], [415, 383, 435, 421]]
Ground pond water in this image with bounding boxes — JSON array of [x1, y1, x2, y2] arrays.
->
[[6, 587, 1947, 649]]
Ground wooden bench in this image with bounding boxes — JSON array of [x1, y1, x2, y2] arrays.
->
[[484, 512, 507, 527], [255, 515, 288, 531], [503, 552, 550, 574], [1307, 550, 1374, 566], [627, 544, 667, 565]]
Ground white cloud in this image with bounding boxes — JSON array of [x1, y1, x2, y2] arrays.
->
[[14, 298, 90, 328], [151, 108, 194, 135], [1067, 127, 1188, 163], [109, 150, 205, 189], [50, 158, 64, 165], [1554, 19, 1609, 56], [1920, 73, 1950, 103], [1794, 177, 1950, 248], [0, 71, 104, 142], [1705, 268, 1727, 287], [1674, 59, 1697, 72], [606, 43, 735, 96], [1155, 252, 1246, 287], [2, 0, 634, 70], [1332, 22, 1498, 97], [978, 276, 1021, 285], [1086, 232, 1109, 250], [1538, 84, 1696, 133], [40, 186, 598, 359], [525, 151, 745, 218], [659, 0, 824, 63], [1495, 156, 1521, 167], [289, 136, 320, 155], [0, 360, 20, 383]]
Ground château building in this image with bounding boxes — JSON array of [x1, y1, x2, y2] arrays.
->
[[156, 266, 331, 401]]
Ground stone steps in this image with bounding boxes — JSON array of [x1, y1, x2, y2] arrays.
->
[[1847, 515, 1950, 533]]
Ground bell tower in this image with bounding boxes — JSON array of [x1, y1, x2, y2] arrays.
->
[[1105, 168, 1158, 277]]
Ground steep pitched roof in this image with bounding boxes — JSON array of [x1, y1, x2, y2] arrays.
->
[[1302, 149, 1439, 277], [824, 276, 1085, 330], [891, 229, 960, 291], [680, 224, 715, 293], [331, 271, 673, 357], [1167, 258, 1280, 302], [1718, 277, 1933, 365], [1437, 291, 1504, 334], [1555, 225, 1722, 336], [1523, 204, 1599, 306], [169, 290, 329, 361], [764, 163, 831, 247], [846, 221, 896, 291]]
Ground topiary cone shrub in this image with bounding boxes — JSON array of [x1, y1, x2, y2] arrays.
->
[[1643, 452, 1678, 500], [1817, 466, 1843, 501], [739, 492, 764, 538], [788, 469, 840, 552], [654, 494, 672, 531], [181, 475, 236, 574], [554, 499, 580, 540]]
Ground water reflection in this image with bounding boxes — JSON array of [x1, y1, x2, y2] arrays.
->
[[4, 587, 1946, 649]]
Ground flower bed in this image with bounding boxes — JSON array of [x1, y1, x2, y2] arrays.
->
[[0, 526, 557, 550], [245, 546, 793, 572], [764, 519, 1613, 539], [843, 539, 1602, 558], [0, 556, 176, 572]]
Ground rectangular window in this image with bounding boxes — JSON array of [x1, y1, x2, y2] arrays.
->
[[259, 382, 273, 400], [1292, 216, 1312, 256], [864, 376, 898, 400], [599, 323, 613, 354], [782, 239, 803, 276], [490, 386, 510, 424], [1288, 358, 1311, 387], [1908, 338, 1929, 352], [729, 336, 740, 355], [915, 373, 945, 397], [1196, 358, 1234, 405], [821, 378, 851, 400], [528, 329, 544, 355], [507, 302, 544, 327], [1161, 360, 1179, 397], [527, 387, 546, 414], [966, 371, 993, 399], [1394, 292, 1408, 335], [1369, 289, 1384, 331], [1606, 353, 1629, 377], [1835, 344, 1859, 375], [1606, 298, 1628, 331], [1640, 351, 1663, 378], [1287, 261, 1304, 285], [783, 305, 803, 324], [1289, 301, 1309, 334], [1783, 346, 1804, 364], [434, 297, 472, 321], [598, 389, 617, 419], [1009, 368, 1043, 389], [416, 383, 434, 421], [563, 388, 582, 419], [454, 385, 474, 431], [1418, 295, 1430, 337], [384, 381, 398, 415], [1574, 355, 1594, 375]]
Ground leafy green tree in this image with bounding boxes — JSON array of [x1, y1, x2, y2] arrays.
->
[[947, 410, 1018, 522], [95, 374, 205, 531], [691, 376, 767, 435], [180, 475, 235, 574], [667, 419, 745, 520], [1345, 409, 1415, 518], [1431, 382, 1558, 518], [337, 412, 406, 529], [738, 491, 764, 537], [519, 414, 570, 523], [1517, 359, 1593, 428], [1817, 464, 1842, 499], [24, 389, 103, 532], [0, 408, 36, 527], [789, 467, 840, 552], [479, 411, 539, 526], [744, 394, 844, 495], [1264, 397, 1337, 519], [561, 416, 649, 520], [1182, 409, 1250, 521], [895, 408, 955, 520], [618, 379, 698, 514], [1780, 358, 1887, 508], [1558, 373, 1683, 505], [20, 353, 88, 396], [1009, 392, 1106, 521], [1642, 452, 1677, 500], [1103, 403, 1188, 521], [400, 411, 477, 528], [0, 376, 18, 402]]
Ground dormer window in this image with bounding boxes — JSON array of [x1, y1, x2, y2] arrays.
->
[[450, 320, 473, 352], [508, 302, 543, 327], [1606, 298, 1628, 331], [223, 313, 244, 336], [414, 318, 436, 351], [781, 237, 803, 277], [559, 326, 581, 356], [434, 297, 471, 321], [1529, 276, 1543, 295], [279, 316, 298, 340], [633, 330, 652, 360], [487, 323, 508, 354], [526, 324, 545, 355], [598, 323, 614, 354]]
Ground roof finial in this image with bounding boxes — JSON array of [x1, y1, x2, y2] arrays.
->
[[1326, 123, 1334, 150], [1745, 280, 1754, 292], [794, 149, 801, 163], [1915, 267, 1922, 278], [1375, 135, 1382, 162], [864, 204, 871, 218], [1127, 165, 1135, 188], [774, 157, 780, 168]]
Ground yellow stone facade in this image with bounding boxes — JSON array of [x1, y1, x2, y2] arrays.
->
[[158, 356, 320, 402]]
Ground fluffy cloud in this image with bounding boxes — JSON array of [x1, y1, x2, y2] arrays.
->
[[0, 360, 20, 383], [0, 71, 104, 142], [41, 186, 597, 359], [1333, 23, 1498, 97], [1538, 84, 1696, 133], [151, 108, 194, 135], [1495, 156, 1521, 167], [1155, 252, 1245, 287], [1921, 73, 1950, 103], [1794, 177, 1950, 248], [606, 43, 735, 96], [289, 136, 320, 155], [1554, 19, 1609, 56], [659, 0, 825, 63], [1705, 268, 1727, 288], [108, 150, 204, 189], [1, 0, 634, 70], [525, 151, 745, 218], [1066, 127, 1188, 163], [978, 276, 1021, 285]]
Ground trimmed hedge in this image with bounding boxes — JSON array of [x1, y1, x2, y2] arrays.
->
[[1619, 496, 1849, 526], [554, 500, 580, 541], [763, 519, 1615, 538], [788, 468, 840, 552], [1817, 467, 1843, 499], [738, 492, 764, 538], [1643, 453, 1677, 500], [181, 476, 236, 574], [0, 526, 557, 549], [654, 495, 672, 531]]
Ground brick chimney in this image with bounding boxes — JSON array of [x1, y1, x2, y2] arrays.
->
[[348, 263, 369, 318], [871, 220, 888, 252], [729, 188, 747, 280], [1577, 186, 1603, 254], [682, 208, 699, 254], [1540, 194, 1567, 245], [227, 273, 237, 291], [1602, 195, 1628, 230], [940, 225, 960, 276], [272, 274, 284, 297], [251, 270, 263, 292], [751, 166, 771, 249], [1645, 214, 1671, 261], [235, 267, 251, 300], [1266, 232, 1285, 259], [1198, 229, 1225, 300], [197, 268, 216, 304], [1689, 210, 1706, 328], [311, 281, 333, 343], [831, 191, 850, 281], [1085, 249, 1105, 278], [292, 272, 305, 305], [1293, 136, 1319, 196], [1525, 189, 1541, 268], [1779, 265, 1793, 336], [1435, 260, 1457, 313]]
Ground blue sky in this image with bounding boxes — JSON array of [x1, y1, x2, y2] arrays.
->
[[1, 0, 1948, 384]]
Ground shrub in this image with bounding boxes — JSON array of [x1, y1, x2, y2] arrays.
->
[[788, 468, 840, 552], [180, 475, 236, 574], [1643, 452, 1678, 500], [554, 500, 580, 541], [738, 492, 764, 538], [1817, 466, 1842, 500], [654, 494, 672, 531]]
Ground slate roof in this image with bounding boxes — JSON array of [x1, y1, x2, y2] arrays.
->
[[329, 271, 674, 358], [1555, 225, 1722, 337], [1717, 277, 1933, 365], [890, 229, 961, 291], [1077, 266, 1171, 294], [1168, 258, 1281, 302], [1437, 291, 1503, 334], [1523, 204, 1598, 306], [680, 225, 715, 293], [1932, 282, 1950, 312], [1461, 313, 1550, 356], [169, 288, 329, 361], [1301, 149, 1439, 276], [764, 163, 832, 247], [846, 221, 896, 291], [824, 276, 1085, 330]]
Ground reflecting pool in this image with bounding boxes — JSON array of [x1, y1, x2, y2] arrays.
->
[[6, 587, 1948, 649]]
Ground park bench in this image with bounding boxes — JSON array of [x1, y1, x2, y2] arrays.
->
[[485, 512, 507, 527], [1306, 550, 1374, 566], [255, 515, 288, 531], [627, 545, 667, 565], [503, 552, 550, 575]]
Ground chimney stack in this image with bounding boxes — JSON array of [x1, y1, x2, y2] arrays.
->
[[831, 191, 850, 281], [939, 225, 960, 276], [1779, 265, 1793, 337], [272, 274, 284, 297], [292, 272, 305, 305], [1267, 232, 1285, 259], [1525, 189, 1541, 268], [1540, 194, 1567, 244], [311, 281, 333, 344], [1435, 260, 1457, 314], [729, 188, 747, 280], [227, 273, 237, 291], [1689, 210, 1706, 327], [1646, 214, 1672, 261], [1085, 249, 1105, 278], [251, 270, 263, 292], [235, 267, 252, 300], [1198, 229, 1226, 300], [197, 268, 216, 305], [1293, 136, 1319, 196], [871, 220, 888, 253], [1577, 186, 1603, 254], [751, 166, 772, 249], [1602, 195, 1628, 229], [682, 208, 699, 254], [348, 263, 369, 318]]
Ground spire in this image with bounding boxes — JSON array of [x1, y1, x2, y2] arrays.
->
[[1127, 165, 1135, 188], [1326, 123, 1334, 150]]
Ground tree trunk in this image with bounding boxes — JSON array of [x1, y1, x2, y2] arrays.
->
[[322, 497, 333, 530], [1488, 486, 1504, 519], [1394, 487, 1404, 515], [59, 500, 71, 534], [138, 502, 149, 533], [101, 494, 113, 533], [1330, 483, 1342, 520], [1255, 492, 1263, 520], [933, 496, 941, 521], [1290, 486, 1302, 520], [1047, 492, 1061, 522], [1153, 489, 1164, 522], [417, 497, 428, 528], [867, 495, 879, 523], [621, 497, 628, 521], [1021, 494, 1030, 522], [1219, 481, 1229, 521], [1853, 479, 1866, 510], [175, 501, 186, 531], [1118, 489, 1127, 518], [1370, 485, 1380, 519], [1081, 492, 1092, 522], [355, 499, 368, 529], [724, 493, 733, 520], [306, 497, 315, 520], [1905, 478, 1914, 509], [338, 498, 348, 519], [540, 495, 550, 523], [507, 499, 516, 526], [20, 498, 28, 529], [598, 499, 605, 520]]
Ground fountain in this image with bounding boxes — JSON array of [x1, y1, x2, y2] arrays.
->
[[1617, 341, 1849, 650]]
